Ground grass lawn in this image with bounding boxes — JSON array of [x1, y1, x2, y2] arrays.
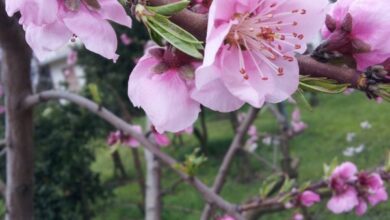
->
[[92, 91, 390, 220]]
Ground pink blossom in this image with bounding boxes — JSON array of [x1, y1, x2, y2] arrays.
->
[[107, 130, 121, 146], [192, 0, 328, 112], [354, 172, 388, 215], [244, 125, 259, 153], [67, 50, 78, 65], [151, 128, 170, 147], [6, 0, 132, 61], [107, 125, 142, 148], [291, 108, 307, 133], [247, 125, 258, 139], [327, 162, 359, 214], [292, 213, 304, 220], [216, 215, 235, 220], [376, 97, 383, 104], [0, 106, 5, 115], [298, 190, 321, 207], [322, 0, 390, 70], [128, 47, 201, 133], [120, 33, 132, 46]]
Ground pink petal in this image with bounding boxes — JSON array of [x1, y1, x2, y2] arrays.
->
[[21, 0, 58, 25], [368, 187, 388, 206], [98, 0, 132, 28], [276, 0, 329, 53], [355, 199, 367, 216], [153, 132, 170, 147], [220, 47, 299, 107], [128, 54, 200, 133], [62, 5, 119, 61], [5, 0, 26, 16], [24, 21, 72, 60], [191, 77, 244, 112], [332, 162, 358, 180], [327, 188, 359, 214], [300, 191, 320, 207]]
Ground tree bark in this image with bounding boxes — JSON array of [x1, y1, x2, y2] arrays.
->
[[144, 120, 162, 220], [0, 3, 34, 220], [144, 149, 161, 220]]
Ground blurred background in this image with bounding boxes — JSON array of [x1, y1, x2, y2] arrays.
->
[[0, 1, 390, 220]]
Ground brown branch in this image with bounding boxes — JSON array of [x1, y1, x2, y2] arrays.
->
[[201, 107, 261, 220], [297, 55, 363, 88], [22, 90, 245, 220]]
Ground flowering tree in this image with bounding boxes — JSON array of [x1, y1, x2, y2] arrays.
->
[[2, 0, 390, 219]]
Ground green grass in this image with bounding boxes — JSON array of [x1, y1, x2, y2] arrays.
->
[[92, 92, 390, 220]]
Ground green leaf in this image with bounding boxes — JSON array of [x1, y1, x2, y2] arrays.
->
[[323, 157, 338, 179], [149, 14, 203, 47], [147, 0, 190, 16], [108, 143, 120, 154], [88, 83, 102, 104], [292, 89, 313, 111], [174, 148, 207, 176], [279, 176, 295, 193], [146, 26, 164, 46], [299, 76, 349, 94], [259, 174, 281, 198], [147, 20, 203, 59]]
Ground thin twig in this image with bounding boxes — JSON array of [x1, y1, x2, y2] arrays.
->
[[201, 107, 261, 220]]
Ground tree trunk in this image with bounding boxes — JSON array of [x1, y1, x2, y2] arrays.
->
[[111, 151, 127, 179], [144, 149, 161, 220], [0, 3, 34, 220]]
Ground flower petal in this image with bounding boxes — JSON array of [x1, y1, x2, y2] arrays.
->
[[62, 5, 119, 61], [327, 188, 359, 214], [128, 56, 200, 133], [192, 77, 244, 112], [98, 0, 132, 28]]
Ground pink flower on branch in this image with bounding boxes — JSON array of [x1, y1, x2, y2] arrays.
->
[[192, 0, 328, 111], [298, 190, 320, 207], [107, 125, 142, 148], [151, 127, 171, 147], [327, 161, 388, 216], [6, 0, 132, 61], [327, 162, 359, 214], [355, 172, 388, 216], [128, 47, 201, 133], [322, 0, 390, 70], [291, 108, 307, 134]]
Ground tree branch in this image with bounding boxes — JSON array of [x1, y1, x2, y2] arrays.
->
[[22, 90, 245, 220], [201, 107, 260, 220]]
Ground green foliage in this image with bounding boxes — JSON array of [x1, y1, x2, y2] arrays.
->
[[135, 4, 203, 59], [34, 102, 110, 220], [174, 148, 207, 176], [299, 75, 349, 94], [146, 0, 190, 16]]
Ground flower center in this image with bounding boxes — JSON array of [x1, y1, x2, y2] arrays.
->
[[225, 1, 307, 80]]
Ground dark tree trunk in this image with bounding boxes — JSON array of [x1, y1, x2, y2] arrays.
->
[[0, 3, 34, 220], [112, 151, 127, 179]]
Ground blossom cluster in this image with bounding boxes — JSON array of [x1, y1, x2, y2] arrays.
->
[[327, 162, 388, 215], [6, 0, 132, 61], [106, 125, 170, 148], [129, 0, 328, 132]]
